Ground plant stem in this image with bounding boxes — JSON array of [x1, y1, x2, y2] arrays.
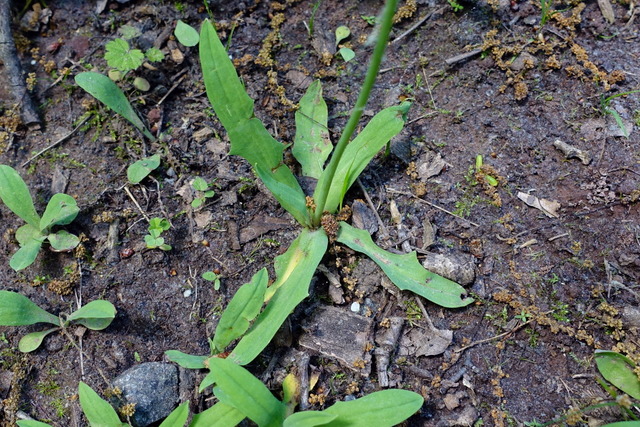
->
[[311, 0, 398, 226]]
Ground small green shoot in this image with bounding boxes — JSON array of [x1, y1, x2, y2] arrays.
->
[[361, 15, 377, 25], [127, 154, 161, 184], [144, 217, 171, 251], [600, 90, 640, 138], [191, 177, 215, 209], [202, 271, 221, 291], [448, 0, 464, 12], [105, 38, 145, 73], [0, 291, 116, 353], [335, 25, 355, 62], [475, 155, 498, 186], [0, 165, 81, 271]]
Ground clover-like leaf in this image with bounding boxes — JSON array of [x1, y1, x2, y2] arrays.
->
[[105, 38, 144, 72]]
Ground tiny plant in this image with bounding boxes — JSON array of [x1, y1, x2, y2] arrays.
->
[[202, 271, 221, 291], [335, 25, 355, 62], [448, 0, 464, 12], [0, 291, 116, 352], [191, 177, 215, 209], [0, 165, 81, 271], [600, 90, 640, 138], [145, 217, 171, 251]]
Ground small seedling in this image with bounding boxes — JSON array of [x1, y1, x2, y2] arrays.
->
[[0, 165, 81, 271], [127, 154, 161, 184], [600, 90, 640, 138], [0, 291, 116, 352], [191, 177, 215, 209], [335, 25, 355, 62], [144, 217, 171, 251], [475, 155, 498, 186], [202, 271, 221, 291]]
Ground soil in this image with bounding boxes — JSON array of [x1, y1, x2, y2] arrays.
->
[[1, 0, 640, 425]]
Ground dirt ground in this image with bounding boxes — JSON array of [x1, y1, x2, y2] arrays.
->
[[1, 0, 640, 425]]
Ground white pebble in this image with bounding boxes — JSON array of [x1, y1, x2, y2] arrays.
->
[[350, 302, 360, 312], [183, 289, 192, 298]]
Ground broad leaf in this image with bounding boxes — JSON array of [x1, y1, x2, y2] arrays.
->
[[75, 72, 155, 141], [0, 291, 59, 326], [0, 165, 39, 226], [595, 350, 640, 399], [78, 381, 125, 427], [335, 26, 351, 46], [293, 80, 331, 179], [338, 48, 355, 62], [208, 358, 286, 427], [337, 223, 473, 308], [322, 389, 423, 427], [127, 154, 161, 184], [10, 235, 45, 271], [231, 229, 328, 365], [39, 193, 79, 230], [68, 300, 116, 330], [165, 350, 208, 369], [255, 163, 310, 226], [15, 223, 42, 245], [175, 20, 200, 47], [213, 268, 268, 352], [283, 411, 337, 427], [104, 38, 144, 72], [315, 103, 410, 214], [159, 401, 190, 427], [48, 230, 80, 251], [18, 328, 59, 353], [189, 402, 245, 427]]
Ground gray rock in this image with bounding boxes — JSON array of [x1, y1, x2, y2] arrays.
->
[[422, 252, 476, 286], [113, 362, 179, 427]]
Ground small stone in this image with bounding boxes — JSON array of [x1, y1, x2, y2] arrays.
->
[[422, 252, 476, 286], [350, 302, 361, 312], [112, 362, 179, 427]]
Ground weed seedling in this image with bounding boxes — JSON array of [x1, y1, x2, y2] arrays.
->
[[144, 217, 171, 251], [600, 90, 640, 138], [190, 177, 215, 209], [202, 270, 221, 291], [335, 25, 355, 62], [0, 165, 81, 271]]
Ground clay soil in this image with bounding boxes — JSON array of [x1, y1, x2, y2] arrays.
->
[[1, 0, 640, 425]]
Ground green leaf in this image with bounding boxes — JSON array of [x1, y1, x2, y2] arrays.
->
[[191, 198, 204, 209], [133, 77, 151, 92], [18, 328, 58, 353], [283, 411, 337, 427], [0, 291, 59, 326], [192, 177, 209, 191], [322, 389, 423, 427], [602, 423, 640, 427], [119, 25, 141, 40], [75, 72, 155, 140], [315, 103, 410, 214], [48, 230, 81, 251], [15, 223, 42, 245], [145, 47, 165, 62], [17, 421, 53, 427], [189, 402, 245, 427], [0, 165, 39, 226], [149, 217, 171, 231], [175, 20, 200, 47], [213, 268, 268, 352], [68, 300, 116, 330], [337, 223, 474, 308], [165, 350, 208, 369], [10, 235, 45, 271], [231, 229, 328, 365], [127, 154, 161, 184], [202, 271, 218, 281], [78, 381, 125, 427], [293, 80, 331, 179], [208, 357, 286, 427], [335, 26, 350, 46], [39, 193, 79, 231], [255, 163, 310, 226], [159, 401, 190, 427], [595, 350, 640, 399], [338, 48, 355, 62], [105, 38, 144, 72]]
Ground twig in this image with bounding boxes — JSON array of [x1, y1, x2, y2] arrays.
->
[[444, 48, 483, 66], [454, 318, 534, 353], [123, 185, 150, 222], [22, 115, 90, 167], [386, 187, 480, 227], [156, 72, 188, 106], [391, 8, 445, 45]]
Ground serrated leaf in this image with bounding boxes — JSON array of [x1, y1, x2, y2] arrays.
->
[[189, 402, 245, 427], [293, 80, 331, 179], [40, 194, 79, 230], [0, 165, 39, 227], [231, 229, 328, 365], [335, 26, 350, 46], [78, 381, 124, 427], [314, 103, 410, 214], [213, 268, 268, 352], [208, 357, 286, 427], [105, 38, 144, 72], [175, 20, 200, 47], [283, 411, 337, 427], [18, 328, 58, 353], [119, 25, 141, 40], [159, 401, 190, 427], [75, 72, 155, 140], [165, 350, 208, 369], [0, 291, 59, 326], [10, 235, 45, 271], [338, 48, 355, 62], [192, 177, 209, 191], [337, 222, 474, 308], [595, 350, 640, 399], [145, 47, 165, 62], [68, 300, 116, 330], [48, 230, 80, 251], [127, 154, 161, 183]]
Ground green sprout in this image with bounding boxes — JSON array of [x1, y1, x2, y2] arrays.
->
[[600, 90, 640, 138], [144, 217, 171, 251], [191, 177, 215, 209]]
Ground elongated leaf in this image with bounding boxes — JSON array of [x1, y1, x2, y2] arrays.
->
[[0, 291, 59, 326], [75, 72, 155, 141], [39, 194, 79, 230], [602, 422, 640, 427], [255, 163, 310, 227], [213, 268, 268, 352], [0, 165, 39, 226], [322, 389, 423, 427], [127, 154, 161, 184], [17, 421, 53, 427], [283, 411, 337, 427], [337, 223, 473, 308], [78, 382, 125, 427], [68, 300, 116, 330], [15, 223, 41, 245], [159, 401, 190, 427], [48, 230, 80, 251], [208, 358, 286, 427], [175, 20, 200, 47], [293, 81, 331, 179], [231, 229, 328, 365], [10, 235, 45, 271], [315, 103, 410, 214], [595, 350, 640, 399], [165, 350, 208, 369], [19, 328, 59, 353], [189, 402, 244, 427]]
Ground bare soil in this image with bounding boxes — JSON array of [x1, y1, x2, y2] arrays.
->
[[1, 0, 640, 425]]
